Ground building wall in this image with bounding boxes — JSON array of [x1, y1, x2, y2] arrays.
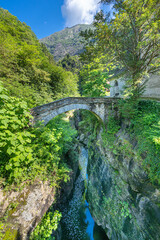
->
[[143, 75, 160, 99], [110, 74, 160, 100]]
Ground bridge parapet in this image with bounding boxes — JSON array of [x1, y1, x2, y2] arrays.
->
[[31, 97, 119, 125]]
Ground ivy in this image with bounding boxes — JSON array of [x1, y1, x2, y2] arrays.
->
[[102, 196, 132, 220], [101, 116, 120, 147]]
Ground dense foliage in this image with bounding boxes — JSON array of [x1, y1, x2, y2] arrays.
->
[[0, 82, 34, 185], [0, 82, 77, 187], [130, 100, 160, 183], [81, 0, 160, 99], [79, 59, 110, 97], [30, 210, 62, 240], [58, 54, 82, 74], [0, 8, 79, 107]]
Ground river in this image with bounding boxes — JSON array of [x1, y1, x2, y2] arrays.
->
[[59, 147, 109, 240]]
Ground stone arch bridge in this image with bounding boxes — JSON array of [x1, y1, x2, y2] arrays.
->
[[31, 97, 119, 125]]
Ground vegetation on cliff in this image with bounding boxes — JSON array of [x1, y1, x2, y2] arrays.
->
[[80, 105, 160, 239], [0, 8, 79, 108]]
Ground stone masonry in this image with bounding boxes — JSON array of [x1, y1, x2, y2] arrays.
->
[[31, 97, 119, 125]]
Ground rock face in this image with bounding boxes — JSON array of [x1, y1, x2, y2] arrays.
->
[[0, 147, 79, 240], [86, 129, 160, 240], [0, 181, 56, 239], [40, 24, 94, 61]]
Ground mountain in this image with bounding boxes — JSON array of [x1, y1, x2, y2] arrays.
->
[[40, 24, 93, 61]]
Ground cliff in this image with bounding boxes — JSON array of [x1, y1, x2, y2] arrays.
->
[[0, 181, 56, 239], [0, 148, 79, 240], [85, 122, 160, 239], [1, 103, 160, 240]]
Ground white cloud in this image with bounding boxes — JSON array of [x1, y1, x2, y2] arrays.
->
[[61, 0, 100, 27]]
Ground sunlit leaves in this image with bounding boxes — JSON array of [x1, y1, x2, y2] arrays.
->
[[82, 0, 160, 99], [80, 57, 110, 97], [0, 82, 77, 186], [30, 211, 62, 240], [0, 8, 79, 108]]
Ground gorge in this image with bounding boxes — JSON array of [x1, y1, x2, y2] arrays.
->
[[45, 104, 160, 240], [0, 2, 160, 239], [0, 98, 160, 239]]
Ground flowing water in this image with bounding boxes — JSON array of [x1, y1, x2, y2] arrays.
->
[[59, 147, 109, 240]]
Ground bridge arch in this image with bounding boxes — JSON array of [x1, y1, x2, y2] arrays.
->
[[44, 103, 103, 125], [31, 97, 118, 125]]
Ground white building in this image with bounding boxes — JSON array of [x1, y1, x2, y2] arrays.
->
[[110, 74, 160, 100]]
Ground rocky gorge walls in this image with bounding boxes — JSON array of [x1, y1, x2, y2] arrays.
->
[[0, 146, 79, 240], [1, 108, 160, 240], [0, 180, 56, 239], [85, 126, 160, 240]]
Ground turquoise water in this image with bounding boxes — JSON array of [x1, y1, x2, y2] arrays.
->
[[85, 201, 109, 240], [60, 174, 109, 240], [59, 147, 109, 240]]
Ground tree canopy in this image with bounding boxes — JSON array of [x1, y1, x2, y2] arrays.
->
[[80, 0, 160, 98], [58, 54, 82, 74]]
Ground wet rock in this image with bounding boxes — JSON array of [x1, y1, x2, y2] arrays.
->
[[86, 129, 160, 240]]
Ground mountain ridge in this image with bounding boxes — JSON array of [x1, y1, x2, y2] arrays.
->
[[40, 24, 93, 61]]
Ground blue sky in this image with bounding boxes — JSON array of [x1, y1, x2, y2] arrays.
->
[[1, 0, 65, 39], [0, 0, 102, 39]]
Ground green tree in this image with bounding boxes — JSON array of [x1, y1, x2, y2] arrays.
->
[[79, 59, 110, 97], [81, 0, 160, 99], [58, 54, 82, 73]]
